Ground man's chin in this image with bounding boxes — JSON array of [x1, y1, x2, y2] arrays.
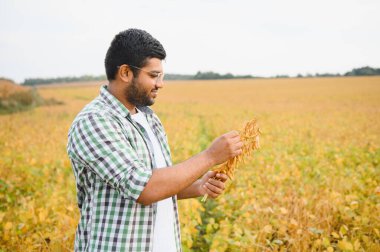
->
[[141, 99, 155, 107], [148, 99, 155, 106]]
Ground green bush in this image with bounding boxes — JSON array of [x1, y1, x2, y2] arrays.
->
[[0, 88, 60, 114]]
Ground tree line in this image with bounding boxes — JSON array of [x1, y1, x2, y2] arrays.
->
[[21, 66, 380, 86]]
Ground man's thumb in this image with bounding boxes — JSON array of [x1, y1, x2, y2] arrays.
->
[[206, 170, 217, 179]]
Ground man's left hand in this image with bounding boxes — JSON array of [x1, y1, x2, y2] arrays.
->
[[198, 171, 228, 199]]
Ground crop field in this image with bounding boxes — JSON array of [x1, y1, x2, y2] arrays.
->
[[0, 77, 379, 251]]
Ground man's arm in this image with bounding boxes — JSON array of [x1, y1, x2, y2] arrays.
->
[[137, 131, 242, 206]]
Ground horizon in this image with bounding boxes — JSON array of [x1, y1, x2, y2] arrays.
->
[[15, 65, 380, 84]]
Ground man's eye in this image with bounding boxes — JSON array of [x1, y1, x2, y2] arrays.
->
[[150, 73, 159, 78]]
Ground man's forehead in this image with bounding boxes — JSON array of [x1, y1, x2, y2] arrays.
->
[[143, 58, 163, 70]]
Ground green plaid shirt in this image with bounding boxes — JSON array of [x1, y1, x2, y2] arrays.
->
[[67, 85, 181, 252]]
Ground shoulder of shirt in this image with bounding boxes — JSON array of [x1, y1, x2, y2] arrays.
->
[[68, 96, 125, 135]]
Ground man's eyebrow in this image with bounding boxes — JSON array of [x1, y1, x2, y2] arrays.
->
[[149, 70, 162, 74]]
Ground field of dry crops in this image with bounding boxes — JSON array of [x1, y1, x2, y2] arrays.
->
[[0, 77, 379, 251]]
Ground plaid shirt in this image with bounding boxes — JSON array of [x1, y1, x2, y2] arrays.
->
[[67, 85, 181, 252]]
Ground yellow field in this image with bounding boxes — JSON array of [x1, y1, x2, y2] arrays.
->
[[0, 77, 379, 251]]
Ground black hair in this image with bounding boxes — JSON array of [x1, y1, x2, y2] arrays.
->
[[104, 29, 166, 80]]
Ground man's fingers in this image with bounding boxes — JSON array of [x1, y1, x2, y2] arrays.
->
[[215, 173, 228, 182], [203, 185, 219, 198], [205, 180, 224, 194], [230, 135, 241, 144], [207, 170, 217, 179], [236, 142, 244, 148], [225, 130, 240, 138], [207, 179, 225, 191], [234, 149, 243, 156], [232, 142, 244, 152]]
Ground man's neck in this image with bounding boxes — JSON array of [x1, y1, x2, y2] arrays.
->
[[107, 82, 137, 114]]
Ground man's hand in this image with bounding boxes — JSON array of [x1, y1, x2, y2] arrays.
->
[[205, 131, 243, 166], [198, 171, 228, 199]]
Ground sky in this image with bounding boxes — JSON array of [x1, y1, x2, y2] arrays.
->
[[0, 0, 379, 83]]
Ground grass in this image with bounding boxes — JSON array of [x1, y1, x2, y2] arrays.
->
[[0, 77, 379, 251]]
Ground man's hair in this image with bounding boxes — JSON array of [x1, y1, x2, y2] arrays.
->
[[104, 29, 166, 80]]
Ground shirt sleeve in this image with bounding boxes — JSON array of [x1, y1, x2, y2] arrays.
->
[[67, 113, 152, 201]]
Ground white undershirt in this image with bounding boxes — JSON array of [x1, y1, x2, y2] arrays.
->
[[131, 109, 176, 252]]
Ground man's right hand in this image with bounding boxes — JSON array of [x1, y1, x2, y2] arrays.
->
[[205, 131, 243, 166]]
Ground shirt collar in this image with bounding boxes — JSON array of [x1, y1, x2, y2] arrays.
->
[[100, 85, 154, 117], [137, 105, 154, 115]]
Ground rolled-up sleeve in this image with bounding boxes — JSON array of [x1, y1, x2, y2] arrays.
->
[[68, 113, 152, 201]]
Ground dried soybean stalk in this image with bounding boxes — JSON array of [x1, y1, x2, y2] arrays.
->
[[201, 119, 261, 202]]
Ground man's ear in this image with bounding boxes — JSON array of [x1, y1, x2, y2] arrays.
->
[[118, 65, 131, 83]]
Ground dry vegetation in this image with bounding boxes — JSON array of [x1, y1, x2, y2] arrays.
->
[[213, 119, 261, 180], [0, 79, 29, 98], [202, 119, 260, 202], [0, 79, 38, 114], [0, 79, 61, 114], [0, 77, 379, 251]]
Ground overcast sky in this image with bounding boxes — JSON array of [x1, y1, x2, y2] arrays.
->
[[1, 0, 379, 83]]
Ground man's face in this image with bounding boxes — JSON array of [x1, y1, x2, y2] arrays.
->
[[124, 58, 164, 107]]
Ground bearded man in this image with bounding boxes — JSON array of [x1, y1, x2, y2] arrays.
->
[[67, 28, 243, 252]]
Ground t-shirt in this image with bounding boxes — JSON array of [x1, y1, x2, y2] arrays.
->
[[131, 109, 177, 252]]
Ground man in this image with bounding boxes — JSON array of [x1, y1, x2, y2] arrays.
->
[[67, 29, 243, 252]]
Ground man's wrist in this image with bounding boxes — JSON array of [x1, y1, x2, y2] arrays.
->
[[202, 149, 216, 168], [194, 179, 203, 197]]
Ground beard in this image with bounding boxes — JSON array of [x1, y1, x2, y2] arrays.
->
[[125, 78, 155, 107]]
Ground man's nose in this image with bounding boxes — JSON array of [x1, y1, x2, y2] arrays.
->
[[155, 78, 164, 88]]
